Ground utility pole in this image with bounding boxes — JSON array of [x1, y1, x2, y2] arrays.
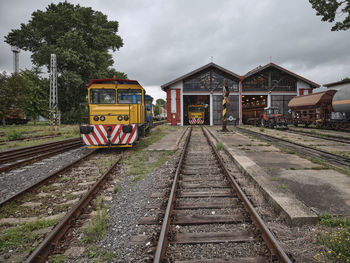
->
[[222, 78, 230, 132], [49, 54, 59, 129], [11, 46, 20, 73]]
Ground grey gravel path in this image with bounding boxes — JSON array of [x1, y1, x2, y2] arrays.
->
[[0, 146, 94, 203], [98, 152, 180, 263]]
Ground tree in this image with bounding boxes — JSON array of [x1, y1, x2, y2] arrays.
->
[[0, 72, 28, 126], [106, 68, 128, 79], [22, 68, 49, 125], [153, 99, 166, 117], [309, 0, 350, 31], [153, 104, 160, 116], [155, 98, 167, 108], [5, 2, 125, 123]]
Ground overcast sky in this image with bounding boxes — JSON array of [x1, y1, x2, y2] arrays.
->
[[1, 0, 350, 100]]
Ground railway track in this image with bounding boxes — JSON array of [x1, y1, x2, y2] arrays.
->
[[237, 127, 350, 170], [0, 150, 121, 263], [287, 127, 350, 145], [151, 127, 291, 262], [0, 134, 62, 145], [0, 149, 95, 206], [153, 120, 167, 126], [0, 137, 83, 173]]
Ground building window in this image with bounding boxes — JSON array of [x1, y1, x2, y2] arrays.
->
[[184, 70, 238, 92]]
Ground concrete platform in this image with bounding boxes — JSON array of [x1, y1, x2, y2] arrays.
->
[[146, 126, 187, 151], [205, 126, 350, 226]]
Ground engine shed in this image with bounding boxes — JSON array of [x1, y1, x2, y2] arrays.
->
[[161, 62, 319, 126]]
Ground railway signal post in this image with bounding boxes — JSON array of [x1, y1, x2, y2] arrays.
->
[[49, 54, 59, 130], [222, 78, 230, 132]]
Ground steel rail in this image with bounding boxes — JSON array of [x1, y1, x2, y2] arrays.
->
[[153, 120, 167, 126], [25, 155, 121, 263], [287, 128, 350, 145], [153, 127, 192, 263], [0, 150, 96, 207], [0, 140, 82, 163], [202, 126, 292, 263], [0, 134, 62, 143], [0, 137, 80, 159], [237, 127, 350, 169], [0, 142, 84, 173]]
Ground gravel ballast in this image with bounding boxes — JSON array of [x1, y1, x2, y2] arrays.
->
[[0, 146, 93, 203]]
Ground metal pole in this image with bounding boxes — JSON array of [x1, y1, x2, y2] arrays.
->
[[50, 54, 58, 129], [222, 78, 230, 131]]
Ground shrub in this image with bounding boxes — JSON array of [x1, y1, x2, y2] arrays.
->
[[216, 141, 224, 151]]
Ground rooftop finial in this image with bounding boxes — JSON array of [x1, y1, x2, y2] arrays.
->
[[210, 56, 214, 63]]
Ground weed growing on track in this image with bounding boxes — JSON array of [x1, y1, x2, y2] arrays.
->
[[97, 157, 116, 174], [5, 128, 23, 140], [87, 246, 115, 261], [51, 254, 68, 263], [307, 157, 350, 176], [0, 219, 57, 254], [314, 214, 350, 262], [113, 185, 121, 193], [216, 141, 224, 151], [280, 147, 296, 154], [83, 197, 108, 244]]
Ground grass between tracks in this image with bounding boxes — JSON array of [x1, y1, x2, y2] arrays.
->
[[0, 124, 80, 150], [314, 214, 350, 262], [122, 125, 176, 178], [0, 219, 58, 255], [82, 197, 108, 244]]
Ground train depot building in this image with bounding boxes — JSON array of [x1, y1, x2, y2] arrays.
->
[[161, 62, 319, 126]]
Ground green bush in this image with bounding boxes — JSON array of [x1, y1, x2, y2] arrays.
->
[[61, 107, 87, 124]]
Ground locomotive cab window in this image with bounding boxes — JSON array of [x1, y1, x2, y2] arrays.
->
[[117, 89, 142, 104], [90, 89, 116, 104], [189, 107, 204, 112]]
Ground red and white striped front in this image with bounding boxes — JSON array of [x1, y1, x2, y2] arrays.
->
[[81, 124, 138, 147], [189, 118, 204, 125]]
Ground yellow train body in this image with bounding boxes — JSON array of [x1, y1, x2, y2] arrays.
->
[[80, 79, 146, 148], [188, 105, 205, 125]]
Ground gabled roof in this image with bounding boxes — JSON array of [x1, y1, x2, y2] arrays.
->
[[288, 90, 336, 108], [161, 62, 241, 90], [324, 78, 350, 88], [244, 62, 320, 88]]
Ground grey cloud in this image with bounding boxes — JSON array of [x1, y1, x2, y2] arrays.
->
[[1, 0, 349, 101]]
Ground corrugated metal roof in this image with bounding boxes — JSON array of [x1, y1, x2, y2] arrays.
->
[[288, 90, 336, 108]]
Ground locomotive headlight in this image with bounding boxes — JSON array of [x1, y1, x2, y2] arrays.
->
[[100, 115, 105, 121], [93, 116, 99, 121], [118, 115, 123, 121], [124, 115, 129, 121]]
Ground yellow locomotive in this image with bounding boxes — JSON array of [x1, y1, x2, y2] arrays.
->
[[188, 105, 205, 125], [80, 78, 146, 148]]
